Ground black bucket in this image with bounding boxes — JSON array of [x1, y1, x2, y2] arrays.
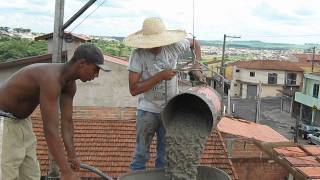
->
[[161, 86, 221, 135], [118, 166, 231, 180]]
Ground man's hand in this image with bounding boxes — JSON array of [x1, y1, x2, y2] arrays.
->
[[189, 62, 206, 83], [190, 70, 206, 82], [69, 156, 81, 172], [159, 69, 177, 80]]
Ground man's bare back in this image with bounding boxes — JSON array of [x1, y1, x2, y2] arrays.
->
[[0, 63, 75, 118]]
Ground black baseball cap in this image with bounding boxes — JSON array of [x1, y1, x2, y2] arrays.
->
[[73, 43, 111, 72]]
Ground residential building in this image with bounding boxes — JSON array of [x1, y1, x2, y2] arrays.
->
[[294, 73, 320, 126], [34, 32, 91, 61], [226, 60, 304, 99], [217, 117, 289, 180], [288, 53, 320, 73]]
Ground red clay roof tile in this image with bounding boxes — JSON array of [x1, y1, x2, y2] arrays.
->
[[31, 107, 237, 179], [284, 156, 320, 167], [273, 147, 307, 157], [296, 167, 320, 179], [303, 145, 320, 156], [217, 117, 289, 142], [229, 60, 303, 72]]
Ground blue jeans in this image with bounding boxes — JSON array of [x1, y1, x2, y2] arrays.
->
[[130, 110, 166, 170]]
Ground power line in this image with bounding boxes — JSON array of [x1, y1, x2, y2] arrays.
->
[[70, 0, 106, 33]]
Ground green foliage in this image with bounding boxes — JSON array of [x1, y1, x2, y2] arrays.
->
[[92, 39, 132, 57], [0, 36, 47, 61]]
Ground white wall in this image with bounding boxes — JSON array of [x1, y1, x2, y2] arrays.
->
[[74, 61, 138, 107], [47, 39, 81, 61], [233, 67, 303, 98], [260, 85, 282, 97]]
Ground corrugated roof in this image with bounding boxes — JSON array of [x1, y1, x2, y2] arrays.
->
[[230, 60, 303, 72], [31, 107, 237, 179], [217, 117, 289, 142]]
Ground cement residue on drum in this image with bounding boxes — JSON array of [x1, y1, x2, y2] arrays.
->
[[165, 109, 210, 180]]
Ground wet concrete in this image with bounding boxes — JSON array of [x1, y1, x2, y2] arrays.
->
[[165, 109, 210, 180]]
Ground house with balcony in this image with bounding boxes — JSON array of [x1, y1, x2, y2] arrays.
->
[[226, 60, 304, 99], [294, 73, 320, 126]]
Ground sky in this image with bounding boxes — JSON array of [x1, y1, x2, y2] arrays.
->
[[0, 0, 320, 45]]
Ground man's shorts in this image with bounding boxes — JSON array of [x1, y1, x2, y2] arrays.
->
[[0, 116, 40, 180]]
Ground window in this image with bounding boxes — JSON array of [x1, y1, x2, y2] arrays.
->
[[313, 84, 319, 98], [268, 73, 277, 84], [250, 72, 255, 77], [286, 73, 297, 85], [236, 69, 240, 72]]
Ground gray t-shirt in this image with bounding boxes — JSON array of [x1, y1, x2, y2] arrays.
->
[[128, 39, 191, 113]]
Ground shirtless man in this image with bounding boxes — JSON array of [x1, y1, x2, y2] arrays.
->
[[0, 43, 110, 180]]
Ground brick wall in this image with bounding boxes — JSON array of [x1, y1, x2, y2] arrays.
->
[[220, 133, 289, 180], [232, 159, 288, 180]]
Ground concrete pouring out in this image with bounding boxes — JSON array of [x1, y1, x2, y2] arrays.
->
[[165, 109, 210, 180], [161, 87, 219, 180]]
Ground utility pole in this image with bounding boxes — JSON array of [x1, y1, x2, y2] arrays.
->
[[50, 0, 98, 178], [311, 46, 316, 72], [220, 34, 241, 77], [294, 105, 303, 143], [255, 82, 262, 123], [48, 1, 65, 178], [220, 34, 227, 76], [52, 0, 64, 63]]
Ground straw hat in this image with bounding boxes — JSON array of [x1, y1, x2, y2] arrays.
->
[[123, 17, 187, 48]]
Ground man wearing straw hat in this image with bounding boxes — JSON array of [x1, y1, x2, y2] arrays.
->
[[123, 17, 204, 171]]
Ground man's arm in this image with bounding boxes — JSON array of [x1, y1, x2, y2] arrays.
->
[[187, 38, 206, 82], [129, 70, 177, 96], [60, 81, 79, 171], [188, 38, 201, 62], [39, 78, 76, 178]]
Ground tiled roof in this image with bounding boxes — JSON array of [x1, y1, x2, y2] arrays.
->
[[0, 52, 67, 70], [229, 60, 303, 72], [255, 141, 320, 180], [217, 117, 289, 142], [31, 107, 237, 179], [34, 32, 91, 42], [104, 55, 129, 66]]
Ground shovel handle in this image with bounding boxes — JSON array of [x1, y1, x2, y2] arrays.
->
[[80, 163, 113, 180]]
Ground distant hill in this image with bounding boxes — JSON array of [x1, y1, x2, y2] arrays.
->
[[107, 37, 314, 50], [199, 40, 315, 50]]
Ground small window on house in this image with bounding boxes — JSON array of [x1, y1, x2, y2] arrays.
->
[[313, 84, 319, 98], [234, 84, 237, 87], [286, 73, 297, 85], [250, 72, 255, 77], [236, 69, 240, 72], [268, 73, 277, 84]]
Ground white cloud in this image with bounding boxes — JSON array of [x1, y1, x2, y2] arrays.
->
[[0, 0, 320, 44]]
